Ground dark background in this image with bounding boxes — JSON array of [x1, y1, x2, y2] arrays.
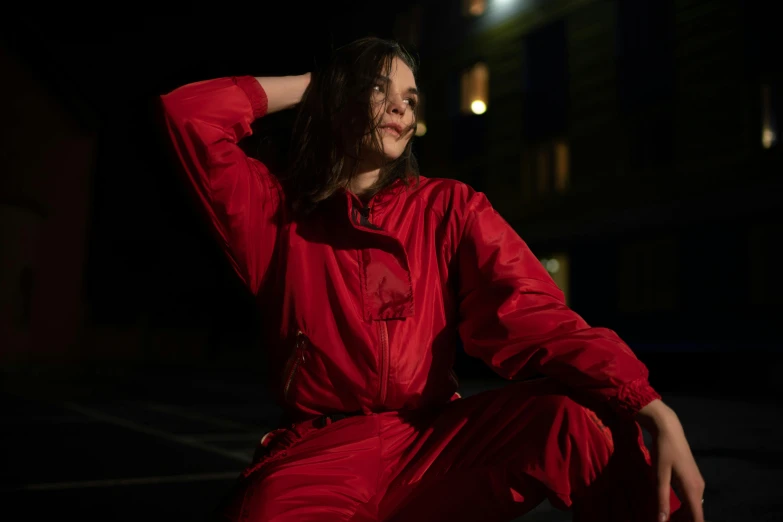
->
[[1, 2, 781, 396], [1, 3, 782, 521], [0, 6, 413, 371]]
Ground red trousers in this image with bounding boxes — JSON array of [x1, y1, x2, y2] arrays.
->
[[214, 379, 681, 521]]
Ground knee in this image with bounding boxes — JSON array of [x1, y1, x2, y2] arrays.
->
[[512, 380, 602, 427], [529, 393, 614, 452], [527, 392, 585, 423], [502, 391, 617, 508]]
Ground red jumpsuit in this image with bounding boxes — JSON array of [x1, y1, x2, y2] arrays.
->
[[160, 77, 681, 520]]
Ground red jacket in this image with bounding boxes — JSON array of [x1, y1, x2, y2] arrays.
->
[[159, 76, 660, 421]]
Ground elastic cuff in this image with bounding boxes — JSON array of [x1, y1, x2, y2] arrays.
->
[[234, 75, 268, 119], [612, 378, 662, 418]]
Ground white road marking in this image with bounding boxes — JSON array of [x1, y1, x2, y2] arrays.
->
[[0, 415, 97, 425], [137, 403, 255, 430], [4, 472, 239, 492], [187, 432, 265, 442], [61, 402, 250, 463]]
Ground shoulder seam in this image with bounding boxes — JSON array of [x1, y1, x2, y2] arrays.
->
[[409, 178, 468, 221]]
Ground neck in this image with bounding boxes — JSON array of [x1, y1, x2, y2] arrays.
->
[[346, 160, 382, 202]]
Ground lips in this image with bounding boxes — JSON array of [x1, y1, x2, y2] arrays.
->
[[380, 123, 404, 137]]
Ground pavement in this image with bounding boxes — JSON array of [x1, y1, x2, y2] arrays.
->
[[1, 363, 781, 522]]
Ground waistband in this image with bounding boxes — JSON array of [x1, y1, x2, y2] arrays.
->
[[279, 410, 366, 432]]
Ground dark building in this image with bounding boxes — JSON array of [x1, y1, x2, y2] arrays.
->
[[0, 4, 779, 381], [393, 0, 781, 353]]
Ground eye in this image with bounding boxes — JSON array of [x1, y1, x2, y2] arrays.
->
[[405, 97, 418, 108]]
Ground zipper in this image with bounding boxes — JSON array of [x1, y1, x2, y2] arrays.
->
[[352, 201, 383, 231], [377, 321, 389, 404], [354, 195, 390, 404], [283, 330, 306, 402]]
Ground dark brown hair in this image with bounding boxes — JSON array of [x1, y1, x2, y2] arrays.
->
[[282, 37, 420, 214]]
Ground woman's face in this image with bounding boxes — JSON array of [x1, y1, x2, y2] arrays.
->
[[368, 56, 418, 161]]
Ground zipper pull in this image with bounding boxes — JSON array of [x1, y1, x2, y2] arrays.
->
[[295, 330, 307, 362]]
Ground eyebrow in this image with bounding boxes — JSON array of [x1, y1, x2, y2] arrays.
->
[[378, 75, 419, 96]]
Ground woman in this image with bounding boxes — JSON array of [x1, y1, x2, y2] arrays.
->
[[160, 37, 705, 521]]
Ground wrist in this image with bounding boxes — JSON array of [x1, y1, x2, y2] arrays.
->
[[296, 72, 311, 102], [253, 74, 310, 113], [636, 399, 677, 432]]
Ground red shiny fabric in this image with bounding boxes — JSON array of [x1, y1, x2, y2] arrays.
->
[[212, 380, 680, 521], [160, 77, 679, 519]]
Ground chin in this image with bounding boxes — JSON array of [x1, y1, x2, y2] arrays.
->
[[383, 151, 405, 162], [381, 141, 409, 162]]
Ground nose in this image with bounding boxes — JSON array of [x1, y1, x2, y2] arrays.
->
[[386, 92, 407, 116]]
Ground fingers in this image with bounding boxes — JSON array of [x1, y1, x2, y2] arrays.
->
[[671, 461, 706, 522], [657, 460, 672, 521], [682, 473, 706, 522]]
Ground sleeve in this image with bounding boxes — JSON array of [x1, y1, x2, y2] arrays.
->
[[159, 76, 282, 295], [453, 185, 660, 418]]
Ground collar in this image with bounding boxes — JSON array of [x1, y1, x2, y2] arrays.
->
[[339, 177, 409, 211]]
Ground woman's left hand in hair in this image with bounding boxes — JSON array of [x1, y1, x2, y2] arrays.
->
[[637, 399, 706, 522]]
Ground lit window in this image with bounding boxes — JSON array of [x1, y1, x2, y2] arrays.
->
[[761, 83, 778, 149], [529, 138, 570, 195], [554, 139, 570, 192], [539, 253, 570, 304], [462, 0, 486, 17], [461, 63, 489, 115]]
